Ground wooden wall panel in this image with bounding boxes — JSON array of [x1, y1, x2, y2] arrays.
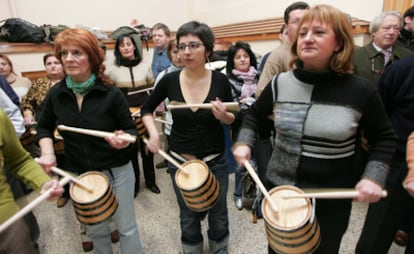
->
[[383, 0, 414, 13]]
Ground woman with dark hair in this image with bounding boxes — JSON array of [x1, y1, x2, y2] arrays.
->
[[106, 34, 160, 195], [142, 21, 235, 253], [35, 28, 144, 254], [233, 5, 396, 253], [226, 41, 261, 210]]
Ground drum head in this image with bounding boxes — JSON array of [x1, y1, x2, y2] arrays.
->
[[263, 185, 311, 231], [70, 171, 109, 204], [176, 160, 209, 190]]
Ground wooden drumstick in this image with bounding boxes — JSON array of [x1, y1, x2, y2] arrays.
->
[[155, 118, 172, 125], [0, 176, 71, 233], [127, 87, 153, 95], [243, 160, 278, 213], [167, 101, 240, 111], [50, 167, 93, 193], [57, 125, 137, 143], [142, 138, 189, 175], [281, 189, 388, 199]]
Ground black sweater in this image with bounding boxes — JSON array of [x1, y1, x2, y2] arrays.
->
[[36, 79, 136, 174]]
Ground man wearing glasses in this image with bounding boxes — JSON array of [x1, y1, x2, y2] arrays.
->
[[353, 11, 412, 84]]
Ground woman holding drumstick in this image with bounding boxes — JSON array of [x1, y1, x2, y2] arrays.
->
[[232, 5, 396, 254], [142, 21, 235, 254], [35, 28, 143, 254]]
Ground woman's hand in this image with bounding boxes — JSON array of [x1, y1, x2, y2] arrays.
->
[[104, 130, 132, 150], [232, 144, 251, 166], [355, 179, 385, 203], [145, 135, 161, 154], [23, 113, 35, 126], [35, 154, 57, 174], [40, 179, 64, 201], [211, 98, 234, 124]]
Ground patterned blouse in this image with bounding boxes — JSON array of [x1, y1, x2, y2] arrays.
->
[[21, 76, 55, 118]]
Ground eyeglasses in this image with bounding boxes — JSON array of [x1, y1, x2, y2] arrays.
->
[[177, 42, 204, 51]]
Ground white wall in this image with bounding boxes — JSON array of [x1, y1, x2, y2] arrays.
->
[[1, 0, 383, 74]]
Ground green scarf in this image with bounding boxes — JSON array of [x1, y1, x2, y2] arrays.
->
[[66, 74, 96, 96]]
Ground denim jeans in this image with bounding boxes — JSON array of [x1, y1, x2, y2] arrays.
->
[[168, 155, 229, 246], [86, 162, 143, 254]]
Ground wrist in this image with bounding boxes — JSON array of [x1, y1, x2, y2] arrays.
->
[[23, 110, 33, 117]]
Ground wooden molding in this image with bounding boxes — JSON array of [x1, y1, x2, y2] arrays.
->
[[0, 17, 370, 55]]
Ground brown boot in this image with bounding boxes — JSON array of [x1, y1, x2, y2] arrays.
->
[[111, 230, 120, 243], [56, 197, 68, 208], [394, 229, 410, 246], [82, 241, 94, 252]]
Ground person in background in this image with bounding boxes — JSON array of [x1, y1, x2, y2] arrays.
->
[[256, 1, 310, 98], [142, 21, 235, 254], [356, 51, 414, 254], [21, 53, 65, 127], [0, 108, 63, 254], [153, 39, 185, 170], [391, 5, 414, 247], [233, 5, 396, 253], [151, 22, 171, 79], [20, 53, 65, 170], [106, 33, 160, 195], [0, 88, 24, 137], [0, 54, 31, 101], [35, 28, 144, 254], [0, 74, 20, 107], [225, 41, 260, 210], [403, 131, 414, 253], [397, 6, 414, 51], [258, 24, 288, 73], [352, 11, 412, 84]]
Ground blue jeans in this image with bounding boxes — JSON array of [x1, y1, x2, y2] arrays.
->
[[86, 162, 143, 254], [168, 155, 229, 245]]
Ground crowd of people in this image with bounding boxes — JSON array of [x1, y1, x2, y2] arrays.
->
[[1, 2, 414, 254]]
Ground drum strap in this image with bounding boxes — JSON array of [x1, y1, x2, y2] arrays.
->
[[170, 151, 221, 163]]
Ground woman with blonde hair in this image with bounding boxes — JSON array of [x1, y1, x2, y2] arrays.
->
[[233, 5, 396, 253], [0, 54, 31, 101]]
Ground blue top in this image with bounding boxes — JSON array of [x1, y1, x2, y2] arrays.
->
[[151, 47, 171, 79]]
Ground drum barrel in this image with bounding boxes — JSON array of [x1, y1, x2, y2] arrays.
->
[[70, 171, 118, 225], [175, 160, 220, 212], [262, 185, 321, 254]]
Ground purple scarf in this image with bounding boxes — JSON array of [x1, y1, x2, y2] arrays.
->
[[232, 66, 257, 98]]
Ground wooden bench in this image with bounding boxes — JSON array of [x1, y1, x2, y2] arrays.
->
[[21, 70, 47, 82]]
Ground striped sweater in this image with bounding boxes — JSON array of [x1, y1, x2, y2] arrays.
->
[[237, 65, 396, 188]]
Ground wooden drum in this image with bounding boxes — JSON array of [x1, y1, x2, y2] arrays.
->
[[70, 171, 118, 225], [130, 107, 148, 138], [53, 129, 64, 154], [175, 160, 220, 212], [262, 185, 320, 254], [20, 127, 35, 146]]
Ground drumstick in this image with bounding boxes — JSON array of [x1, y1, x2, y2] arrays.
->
[[281, 189, 388, 199], [167, 101, 240, 111], [50, 167, 93, 193], [155, 118, 172, 125], [0, 176, 71, 233], [127, 87, 153, 95], [243, 160, 278, 213], [57, 125, 137, 143], [142, 138, 189, 175]]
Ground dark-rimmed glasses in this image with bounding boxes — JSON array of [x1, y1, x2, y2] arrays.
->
[[177, 42, 204, 51]]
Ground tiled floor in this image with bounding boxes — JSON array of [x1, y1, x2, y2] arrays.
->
[[23, 154, 406, 254]]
